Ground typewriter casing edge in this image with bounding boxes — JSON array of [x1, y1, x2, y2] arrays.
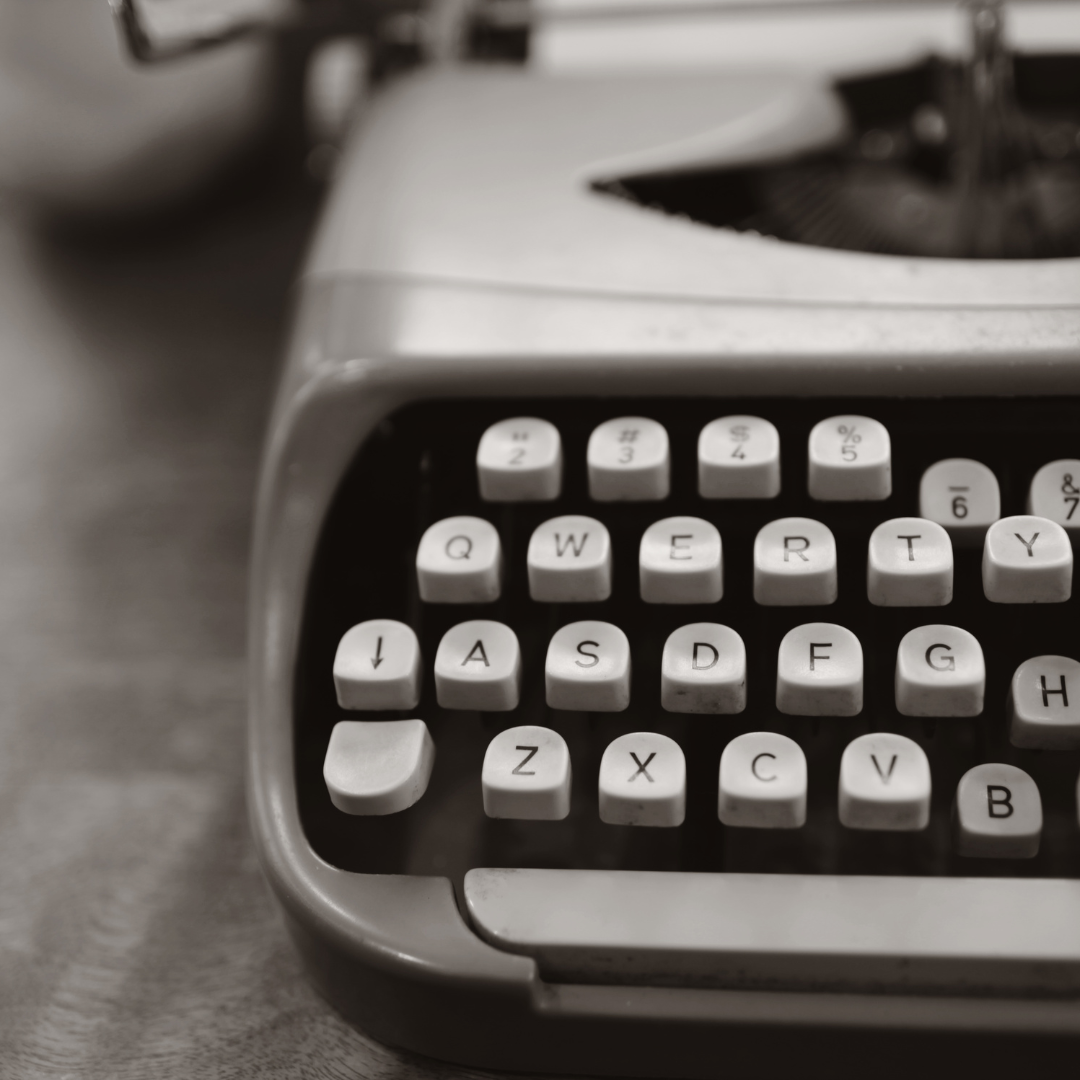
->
[[248, 67, 1080, 1073]]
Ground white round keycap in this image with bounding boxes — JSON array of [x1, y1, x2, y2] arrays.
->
[[982, 515, 1072, 603], [698, 416, 781, 499], [639, 517, 722, 604], [434, 621, 521, 711], [753, 517, 838, 606], [333, 619, 422, 710], [895, 624, 984, 717], [527, 515, 612, 602], [482, 726, 571, 820], [718, 732, 806, 829], [867, 517, 953, 607], [954, 763, 1042, 859], [546, 621, 631, 712], [323, 719, 435, 816], [919, 458, 1000, 545], [1028, 459, 1080, 538], [807, 415, 891, 501], [1009, 655, 1080, 750], [839, 733, 931, 831], [599, 732, 685, 827], [416, 516, 502, 603], [587, 417, 670, 501], [476, 417, 562, 502], [776, 623, 862, 716], [660, 623, 746, 714]]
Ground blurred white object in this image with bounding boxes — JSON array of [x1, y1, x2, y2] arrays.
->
[[0, 0, 272, 216], [305, 36, 371, 147]]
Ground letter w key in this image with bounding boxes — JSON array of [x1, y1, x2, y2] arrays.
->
[[554, 532, 588, 557]]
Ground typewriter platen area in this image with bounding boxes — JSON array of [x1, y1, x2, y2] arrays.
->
[[599, 1, 1080, 260]]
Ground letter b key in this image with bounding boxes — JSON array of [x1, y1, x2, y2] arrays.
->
[[955, 763, 1042, 858]]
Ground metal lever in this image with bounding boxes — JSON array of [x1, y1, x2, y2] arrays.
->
[[110, 0, 304, 61]]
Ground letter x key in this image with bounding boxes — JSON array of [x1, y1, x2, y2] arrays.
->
[[628, 752, 656, 782]]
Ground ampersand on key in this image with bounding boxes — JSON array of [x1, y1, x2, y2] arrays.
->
[[1063, 473, 1080, 496]]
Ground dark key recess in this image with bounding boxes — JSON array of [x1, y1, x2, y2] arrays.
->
[[294, 398, 1080, 903]]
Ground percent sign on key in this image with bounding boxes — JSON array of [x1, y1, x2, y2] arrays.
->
[[839, 424, 861, 461]]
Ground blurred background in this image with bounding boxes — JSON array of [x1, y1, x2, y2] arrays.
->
[[0, 3, 419, 1075]]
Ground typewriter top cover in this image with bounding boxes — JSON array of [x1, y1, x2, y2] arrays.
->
[[297, 0, 1079, 389]]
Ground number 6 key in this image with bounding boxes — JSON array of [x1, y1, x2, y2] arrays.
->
[[919, 458, 1001, 545]]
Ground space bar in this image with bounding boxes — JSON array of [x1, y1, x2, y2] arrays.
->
[[464, 868, 1080, 993]]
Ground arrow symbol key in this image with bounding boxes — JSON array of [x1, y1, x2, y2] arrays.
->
[[333, 620, 421, 710]]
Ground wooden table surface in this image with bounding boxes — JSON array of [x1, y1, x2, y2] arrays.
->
[[0, 185, 507, 1079]]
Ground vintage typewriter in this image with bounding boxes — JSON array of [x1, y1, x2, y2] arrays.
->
[[122, 0, 1080, 1073]]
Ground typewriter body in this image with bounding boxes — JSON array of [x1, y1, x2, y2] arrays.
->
[[122, 0, 1080, 1072]]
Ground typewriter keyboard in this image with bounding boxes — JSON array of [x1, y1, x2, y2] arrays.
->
[[295, 398, 1080, 900]]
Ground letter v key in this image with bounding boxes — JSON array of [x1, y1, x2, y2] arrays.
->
[[872, 754, 898, 783]]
